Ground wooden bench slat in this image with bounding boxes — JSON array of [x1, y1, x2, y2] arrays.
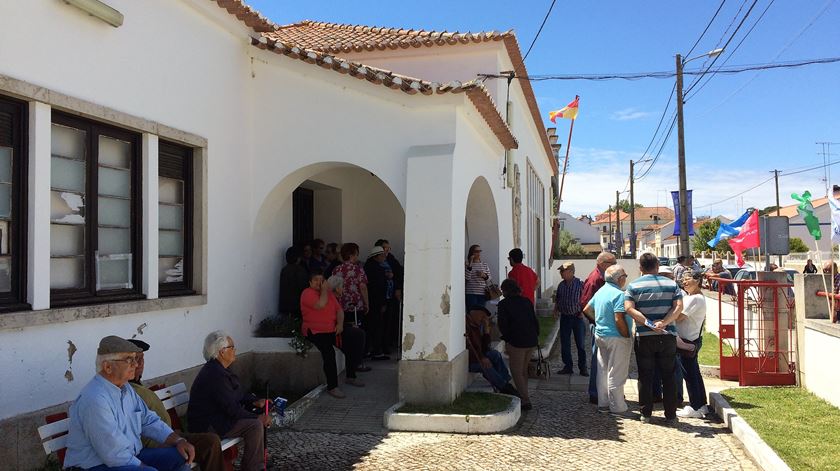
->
[[160, 392, 190, 410], [42, 435, 68, 454], [37, 418, 70, 440], [221, 437, 242, 451], [154, 383, 187, 400]]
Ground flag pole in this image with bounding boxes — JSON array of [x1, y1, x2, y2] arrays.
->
[[556, 98, 578, 212]]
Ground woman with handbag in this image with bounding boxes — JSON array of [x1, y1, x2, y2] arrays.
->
[[497, 278, 539, 410], [675, 273, 709, 418], [465, 244, 492, 311]]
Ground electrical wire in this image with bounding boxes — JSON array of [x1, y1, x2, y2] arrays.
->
[[479, 57, 840, 82], [632, 84, 676, 178], [523, 0, 558, 60], [695, 176, 775, 208], [635, 113, 678, 181], [685, 0, 776, 102], [685, 0, 750, 92], [780, 159, 840, 177], [685, 0, 728, 58], [682, 0, 759, 96], [703, 0, 836, 111]]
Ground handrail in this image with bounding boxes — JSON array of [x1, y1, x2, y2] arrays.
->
[[706, 275, 793, 288], [815, 290, 840, 300]]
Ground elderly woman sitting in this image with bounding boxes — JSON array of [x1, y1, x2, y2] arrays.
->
[[187, 331, 269, 471]]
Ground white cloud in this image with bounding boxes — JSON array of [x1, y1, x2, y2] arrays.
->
[[557, 147, 829, 220], [610, 108, 653, 121]]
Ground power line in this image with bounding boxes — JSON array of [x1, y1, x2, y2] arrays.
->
[[479, 57, 840, 82], [695, 176, 775, 208], [523, 0, 557, 60], [685, 0, 776, 102], [632, 84, 676, 177], [685, 0, 750, 91], [703, 0, 837, 111], [635, 113, 678, 181], [685, 0, 728, 58], [682, 0, 760, 96]]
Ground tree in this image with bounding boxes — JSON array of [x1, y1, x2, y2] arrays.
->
[[789, 237, 809, 253], [606, 199, 643, 213], [556, 229, 587, 256], [692, 219, 732, 254]]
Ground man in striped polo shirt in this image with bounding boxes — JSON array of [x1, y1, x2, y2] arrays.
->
[[624, 252, 683, 424]]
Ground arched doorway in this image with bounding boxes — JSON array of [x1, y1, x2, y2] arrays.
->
[[250, 163, 405, 329], [465, 176, 501, 288]]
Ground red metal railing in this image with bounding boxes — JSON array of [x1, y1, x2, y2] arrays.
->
[[708, 275, 797, 386]]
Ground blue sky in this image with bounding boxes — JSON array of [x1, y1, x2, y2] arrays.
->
[[248, 0, 840, 218]]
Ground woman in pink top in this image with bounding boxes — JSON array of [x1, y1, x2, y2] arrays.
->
[[301, 269, 364, 398]]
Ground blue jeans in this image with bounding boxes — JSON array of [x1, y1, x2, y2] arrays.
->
[[559, 315, 587, 371], [679, 336, 707, 410], [588, 324, 598, 399], [86, 447, 188, 471], [469, 349, 511, 391], [465, 294, 487, 312]]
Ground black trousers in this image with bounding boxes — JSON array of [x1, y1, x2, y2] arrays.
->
[[308, 331, 339, 390], [381, 298, 400, 354], [340, 324, 365, 377], [635, 334, 678, 419], [364, 303, 384, 355]]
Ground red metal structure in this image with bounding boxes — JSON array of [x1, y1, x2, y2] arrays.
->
[[710, 276, 797, 386]]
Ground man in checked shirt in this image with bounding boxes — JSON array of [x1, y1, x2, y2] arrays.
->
[[553, 262, 588, 376]]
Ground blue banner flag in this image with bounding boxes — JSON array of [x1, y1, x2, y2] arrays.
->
[[708, 210, 751, 248], [672, 190, 695, 236]]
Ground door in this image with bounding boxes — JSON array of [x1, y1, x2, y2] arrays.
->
[[292, 187, 313, 247]]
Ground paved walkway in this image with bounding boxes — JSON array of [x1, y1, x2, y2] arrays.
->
[[266, 334, 756, 470]]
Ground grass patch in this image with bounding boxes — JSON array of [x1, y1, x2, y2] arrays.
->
[[698, 330, 720, 366], [722, 387, 840, 471], [537, 316, 556, 347], [397, 392, 512, 415]]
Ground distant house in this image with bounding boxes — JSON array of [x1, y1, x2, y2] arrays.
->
[[557, 212, 602, 253], [778, 196, 833, 250], [591, 206, 675, 252]]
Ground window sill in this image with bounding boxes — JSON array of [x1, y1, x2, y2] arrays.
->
[[0, 294, 207, 331]]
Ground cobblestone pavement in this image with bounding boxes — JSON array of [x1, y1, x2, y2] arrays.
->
[[265, 329, 756, 471]]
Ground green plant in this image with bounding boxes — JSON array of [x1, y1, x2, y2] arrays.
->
[[289, 329, 312, 357], [789, 237, 809, 253], [556, 229, 587, 256], [397, 392, 512, 415]]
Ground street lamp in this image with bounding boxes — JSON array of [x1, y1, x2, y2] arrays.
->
[[675, 47, 724, 257]]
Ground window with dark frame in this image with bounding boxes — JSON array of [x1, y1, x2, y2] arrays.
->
[[158, 141, 193, 296], [0, 95, 28, 312], [50, 112, 142, 306]]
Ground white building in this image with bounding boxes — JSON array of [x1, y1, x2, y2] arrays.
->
[[0, 1, 558, 464]]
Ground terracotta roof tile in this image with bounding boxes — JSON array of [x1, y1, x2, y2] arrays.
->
[[251, 37, 517, 150], [212, 0, 276, 32], [262, 21, 557, 174]]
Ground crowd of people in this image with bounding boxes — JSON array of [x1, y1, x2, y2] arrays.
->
[[553, 252, 709, 423]]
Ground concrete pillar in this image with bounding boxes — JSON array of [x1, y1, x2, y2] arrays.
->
[[399, 144, 469, 405], [793, 273, 833, 387], [27, 102, 50, 310]]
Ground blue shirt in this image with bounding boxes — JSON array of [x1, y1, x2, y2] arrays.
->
[[555, 277, 583, 316], [64, 374, 174, 468], [625, 274, 682, 336], [590, 282, 632, 338]]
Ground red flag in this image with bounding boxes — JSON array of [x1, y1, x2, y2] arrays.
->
[[728, 211, 760, 267]]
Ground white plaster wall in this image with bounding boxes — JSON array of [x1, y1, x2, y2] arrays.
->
[[465, 178, 500, 284], [0, 0, 257, 419], [803, 326, 840, 408]]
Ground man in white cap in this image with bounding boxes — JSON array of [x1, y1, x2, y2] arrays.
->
[[64, 336, 195, 471]]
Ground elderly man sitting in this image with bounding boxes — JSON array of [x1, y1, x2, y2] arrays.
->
[[126, 339, 224, 471], [584, 265, 636, 417], [64, 336, 195, 471], [187, 331, 270, 471]]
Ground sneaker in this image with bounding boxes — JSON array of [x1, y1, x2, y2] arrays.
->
[[677, 405, 705, 418], [326, 388, 346, 399], [597, 406, 610, 413], [639, 415, 651, 424], [698, 405, 710, 415], [556, 367, 573, 375], [664, 416, 679, 426], [344, 378, 365, 387]]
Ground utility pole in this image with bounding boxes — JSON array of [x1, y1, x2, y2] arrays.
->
[[675, 53, 690, 257], [630, 160, 636, 259], [773, 169, 782, 267], [616, 190, 621, 257]]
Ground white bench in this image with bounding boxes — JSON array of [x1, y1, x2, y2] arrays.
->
[[38, 383, 242, 469]]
